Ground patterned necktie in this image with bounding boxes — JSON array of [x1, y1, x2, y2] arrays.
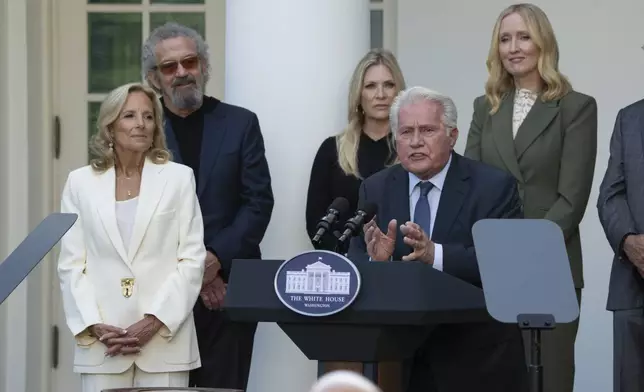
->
[[414, 181, 434, 236]]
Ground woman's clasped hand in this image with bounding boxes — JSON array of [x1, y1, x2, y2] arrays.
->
[[89, 315, 163, 357]]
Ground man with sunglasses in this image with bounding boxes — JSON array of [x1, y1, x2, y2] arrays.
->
[[142, 22, 274, 390]]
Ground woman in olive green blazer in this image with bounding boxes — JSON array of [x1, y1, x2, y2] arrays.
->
[[464, 4, 597, 392]]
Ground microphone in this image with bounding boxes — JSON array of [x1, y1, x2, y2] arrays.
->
[[312, 197, 350, 244], [338, 202, 378, 243]]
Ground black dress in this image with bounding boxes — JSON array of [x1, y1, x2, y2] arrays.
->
[[305, 133, 394, 253]]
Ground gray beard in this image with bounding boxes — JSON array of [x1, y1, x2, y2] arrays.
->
[[168, 84, 203, 110]]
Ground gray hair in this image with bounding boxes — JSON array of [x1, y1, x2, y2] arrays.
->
[[389, 86, 458, 138], [141, 22, 211, 93], [310, 370, 381, 392]]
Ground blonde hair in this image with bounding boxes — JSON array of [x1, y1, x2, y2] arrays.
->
[[89, 83, 171, 172], [336, 49, 406, 178], [484, 3, 572, 114]]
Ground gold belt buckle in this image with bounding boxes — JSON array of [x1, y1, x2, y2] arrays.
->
[[120, 278, 134, 298]]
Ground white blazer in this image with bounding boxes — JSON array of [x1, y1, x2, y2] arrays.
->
[[57, 159, 206, 374]]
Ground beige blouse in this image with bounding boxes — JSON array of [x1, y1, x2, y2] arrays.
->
[[512, 88, 538, 138]]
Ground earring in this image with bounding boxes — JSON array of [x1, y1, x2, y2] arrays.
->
[[108, 141, 113, 150]]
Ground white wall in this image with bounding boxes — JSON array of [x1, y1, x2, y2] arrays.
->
[[0, 1, 30, 391], [397, 0, 644, 391], [0, 0, 54, 391], [0, 0, 8, 384], [25, 0, 56, 390]]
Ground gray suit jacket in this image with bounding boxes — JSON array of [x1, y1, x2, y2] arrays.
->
[[465, 91, 598, 289], [597, 99, 644, 310]]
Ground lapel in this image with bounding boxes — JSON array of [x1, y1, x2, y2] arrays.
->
[[127, 161, 168, 260], [197, 107, 229, 196], [95, 168, 129, 263], [639, 111, 644, 166], [388, 165, 412, 259], [633, 110, 644, 230], [514, 95, 560, 159], [490, 91, 525, 183], [432, 154, 470, 241], [164, 121, 182, 164]]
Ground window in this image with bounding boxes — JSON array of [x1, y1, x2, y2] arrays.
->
[[370, 0, 395, 53], [86, 0, 207, 160], [370, 0, 384, 49]]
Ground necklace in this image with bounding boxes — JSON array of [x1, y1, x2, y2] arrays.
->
[[115, 159, 143, 200], [124, 174, 133, 197], [118, 172, 140, 199]]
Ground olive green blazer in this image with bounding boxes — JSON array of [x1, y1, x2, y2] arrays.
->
[[464, 90, 598, 288]]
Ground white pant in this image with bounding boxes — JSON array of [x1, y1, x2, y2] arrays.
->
[[81, 365, 189, 392]]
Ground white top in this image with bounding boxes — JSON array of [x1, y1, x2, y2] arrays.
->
[[115, 197, 138, 252], [512, 88, 538, 138]]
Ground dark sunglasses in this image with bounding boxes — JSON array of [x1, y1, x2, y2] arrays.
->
[[156, 55, 200, 76]]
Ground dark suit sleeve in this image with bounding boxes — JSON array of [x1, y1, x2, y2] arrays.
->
[[207, 113, 274, 271], [305, 138, 335, 249], [597, 109, 638, 255], [442, 177, 523, 285], [347, 182, 369, 263], [464, 96, 485, 161], [543, 97, 598, 241]]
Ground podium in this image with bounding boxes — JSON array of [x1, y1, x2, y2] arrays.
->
[[225, 259, 492, 388]]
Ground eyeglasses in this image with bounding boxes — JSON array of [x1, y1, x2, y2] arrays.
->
[[155, 55, 200, 76]]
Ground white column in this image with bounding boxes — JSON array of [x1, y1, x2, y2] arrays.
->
[[225, 1, 370, 392], [0, 0, 6, 385], [0, 1, 30, 392]]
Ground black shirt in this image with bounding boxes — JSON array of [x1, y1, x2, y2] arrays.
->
[[162, 96, 219, 183], [305, 133, 394, 252]]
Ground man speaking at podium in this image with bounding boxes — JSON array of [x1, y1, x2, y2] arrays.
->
[[348, 86, 527, 392]]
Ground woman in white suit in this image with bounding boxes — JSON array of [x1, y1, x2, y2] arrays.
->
[[57, 82, 206, 392]]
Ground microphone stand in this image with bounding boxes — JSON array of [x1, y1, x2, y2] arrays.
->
[[331, 230, 347, 256], [312, 230, 346, 256]]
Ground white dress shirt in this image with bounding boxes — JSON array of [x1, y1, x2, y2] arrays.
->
[[407, 154, 452, 271]]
